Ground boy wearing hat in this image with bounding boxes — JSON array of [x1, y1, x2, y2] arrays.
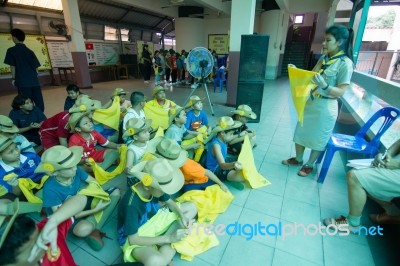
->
[[118, 158, 197, 264], [165, 106, 200, 152], [185, 95, 210, 132], [68, 112, 120, 173], [206, 116, 245, 187], [146, 85, 176, 110], [40, 95, 99, 150], [124, 118, 152, 170], [0, 115, 35, 153], [38, 145, 120, 251], [0, 135, 43, 199], [148, 137, 229, 193], [103, 88, 132, 118], [229, 104, 257, 155]]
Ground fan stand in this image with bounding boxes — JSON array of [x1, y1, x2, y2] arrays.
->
[[183, 66, 215, 116]]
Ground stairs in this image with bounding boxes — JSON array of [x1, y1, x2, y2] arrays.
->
[[281, 42, 308, 76]]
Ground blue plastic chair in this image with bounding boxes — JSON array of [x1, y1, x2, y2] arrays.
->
[[213, 68, 226, 93], [316, 106, 400, 183]]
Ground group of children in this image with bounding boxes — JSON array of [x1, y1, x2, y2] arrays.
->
[[0, 83, 258, 265]]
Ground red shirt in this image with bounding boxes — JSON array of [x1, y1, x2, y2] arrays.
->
[[39, 111, 70, 149], [68, 131, 108, 159], [170, 56, 177, 69]]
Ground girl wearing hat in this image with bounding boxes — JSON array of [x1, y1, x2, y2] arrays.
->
[[206, 116, 245, 188]]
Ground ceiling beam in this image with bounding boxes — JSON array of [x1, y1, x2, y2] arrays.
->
[[192, 0, 231, 14], [112, 0, 178, 18]]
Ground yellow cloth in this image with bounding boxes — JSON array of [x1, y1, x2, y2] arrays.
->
[[171, 223, 219, 261], [181, 125, 208, 162], [237, 136, 271, 189], [92, 96, 121, 130], [287, 65, 317, 125], [78, 182, 110, 223], [144, 101, 169, 130], [153, 126, 164, 138], [88, 145, 128, 185], [17, 176, 49, 203], [176, 184, 233, 224], [121, 208, 179, 262]]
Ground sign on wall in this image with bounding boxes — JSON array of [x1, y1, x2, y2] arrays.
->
[[0, 33, 52, 74], [47, 41, 74, 67], [208, 34, 229, 55]]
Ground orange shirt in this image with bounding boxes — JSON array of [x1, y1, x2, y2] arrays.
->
[[180, 159, 208, 184]]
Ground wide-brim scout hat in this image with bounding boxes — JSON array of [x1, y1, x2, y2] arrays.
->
[[211, 116, 242, 135], [152, 85, 166, 97], [69, 95, 101, 113], [146, 137, 187, 168], [184, 95, 202, 109], [123, 118, 152, 138], [168, 106, 184, 126], [35, 145, 83, 173], [0, 135, 14, 153], [232, 104, 257, 119], [0, 198, 19, 249], [0, 115, 18, 134], [113, 88, 127, 96], [129, 158, 184, 195], [67, 111, 92, 133]]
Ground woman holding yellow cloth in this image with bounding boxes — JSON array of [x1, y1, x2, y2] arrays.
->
[[283, 25, 354, 177]]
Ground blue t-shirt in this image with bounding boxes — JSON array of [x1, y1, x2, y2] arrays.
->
[[9, 107, 46, 144], [206, 137, 227, 172], [185, 110, 209, 131], [165, 124, 188, 145], [43, 167, 89, 210], [0, 152, 43, 193], [4, 43, 40, 87]]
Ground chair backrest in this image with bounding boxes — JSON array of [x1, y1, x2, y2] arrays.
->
[[355, 106, 400, 149], [217, 68, 226, 80]]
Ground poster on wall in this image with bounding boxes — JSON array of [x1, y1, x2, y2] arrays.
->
[[136, 41, 154, 63], [86, 42, 121, 65], [0, 33, 52, 74], [47, 41, 74, 68], [208, 34, 229, 55], [122, 43, 137, 55]]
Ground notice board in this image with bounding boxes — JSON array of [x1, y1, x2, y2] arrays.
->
[[208, 34, 229, 55]]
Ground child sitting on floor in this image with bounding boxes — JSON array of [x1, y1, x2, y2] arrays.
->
[[185, 95, 209, 132], [103, 88, 132, 119], [64, 84, 82, 111], [118, 158, 197, 264], [0, 115, 35, 153], [0, 135, 44, 199], [124, 118, 152, 171], [146, 85, 176, 110], [165, 106, 199, 153], [37, 145, 120, 251], [206, 116, 245, 189], [68, 112, 120, 173], [228, 104, 257, 155]]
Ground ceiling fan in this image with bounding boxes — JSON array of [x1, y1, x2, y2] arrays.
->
[[161, 0, 185, 9]]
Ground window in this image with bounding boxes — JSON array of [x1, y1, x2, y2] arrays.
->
[[294, 14, 304, 24], [120, 28, 129, 42], [105, 25, 118, 41]]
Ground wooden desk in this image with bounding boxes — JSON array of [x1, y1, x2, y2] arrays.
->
[[117, 64, 133, 79], [57, 67, 75, 84], [89, 65, 117, 81]]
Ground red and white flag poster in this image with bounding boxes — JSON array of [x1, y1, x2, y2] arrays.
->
[[85, 43, 94, 50]]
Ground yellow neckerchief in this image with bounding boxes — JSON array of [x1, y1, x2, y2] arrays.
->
[[131, 183, 153, 202], [311, 50, 346, 99]]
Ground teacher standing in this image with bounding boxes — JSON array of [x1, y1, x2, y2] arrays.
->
[[142, 44, 152, 83], [282, 25, 354, 177]]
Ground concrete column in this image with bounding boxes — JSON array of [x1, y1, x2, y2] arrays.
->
[[61, 0, 92, 88], [227, 0, 256, 105], [259, 10, 287, 79], [175, 17, 205, 52]]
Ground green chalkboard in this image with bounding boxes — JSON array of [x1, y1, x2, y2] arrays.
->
[[0, 33, 52, 74]]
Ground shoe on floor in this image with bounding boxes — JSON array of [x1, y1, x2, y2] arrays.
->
[[85, 229, 106, 251], [369, 213, 400, 224], [282, 157, 303, 166], [323, 215, 359, 234], [297, 164, 313, 176]]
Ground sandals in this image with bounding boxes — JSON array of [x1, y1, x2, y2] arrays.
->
[[282, 157, 303, 166], [297, 164, 313, 177]]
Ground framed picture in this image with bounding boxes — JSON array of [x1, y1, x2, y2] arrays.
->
[[208, 34, 229, 55]]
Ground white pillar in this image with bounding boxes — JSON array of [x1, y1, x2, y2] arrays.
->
[[175, 17, 206, 51]]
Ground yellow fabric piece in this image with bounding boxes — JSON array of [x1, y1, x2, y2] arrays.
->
[[153, 126, 164, 138], [171, 223, 219, 261], [181, 125, 208, 162], [92, 96, 121, 130], [144, 101, 169, 130], [237, 136, 271, 189], [121, 208, 179, 263], [88, 145, 128, 185], [78, 182, 110, 223], [176, 184, 233, 224], [287, 66, 317, 125], [140, 152, 157, 162], [17, 176, 49, 203]]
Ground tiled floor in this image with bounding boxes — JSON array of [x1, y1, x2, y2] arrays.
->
[[1, 78, 399, 266]]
